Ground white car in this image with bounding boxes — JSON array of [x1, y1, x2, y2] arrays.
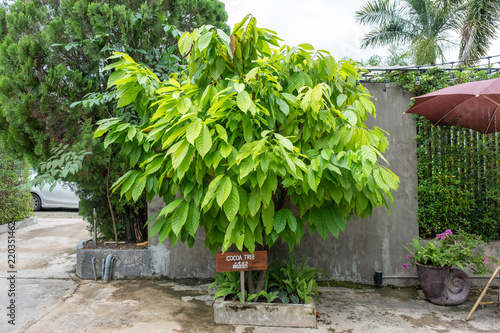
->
[[30, 173, 80, 211]]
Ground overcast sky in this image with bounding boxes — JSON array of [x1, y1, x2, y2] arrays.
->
[[220, 0, 500, 65]]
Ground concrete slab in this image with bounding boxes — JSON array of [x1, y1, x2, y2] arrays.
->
[[1, 212, 500, 333]]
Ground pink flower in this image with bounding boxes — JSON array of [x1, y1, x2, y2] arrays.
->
[[483, 257, 488, 263], [436, 229, 453, 240], [406, 254, 413, 259], [403, 264, 410, 270]]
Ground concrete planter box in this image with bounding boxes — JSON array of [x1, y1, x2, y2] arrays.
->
[[213, 298, 317, 328], [76, 239, 152, 280]]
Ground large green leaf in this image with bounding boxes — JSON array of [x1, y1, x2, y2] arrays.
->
[[274, 209, 287, 234], [117, 84, 142, 108], [307, 166, 319, 192], [220, 141, 232, 158], [274, 133, 294, 151], [285, 209, 297, 232], [185, 204, 201, 237], [234, 220, 245, 251], [216, 176, 232, 207], [223, 183, 240, 221], [197, 31, 212, 52], [145, 156, 164, 175], [171, 201, 190, 235], [248, 187, 261, 216], [186, 119, 202, 144], [149, 218, 166, 239], [131, 178, 146, 201], [215, 124, 228, 142], [159, 199, 183, 217], [177, 97, 192, 114], [222, 218, 238, 252], [262, 203, 275, 234], [237, 90, 252, 113], [195, 125, 212, 157], [201, 175, 224, 210]]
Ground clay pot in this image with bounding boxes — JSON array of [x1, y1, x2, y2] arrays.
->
[[416, 263, 470, 305]]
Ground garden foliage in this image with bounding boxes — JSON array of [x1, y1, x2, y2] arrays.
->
[[95, 15, 399, 254], [389, 68, 500, 239], [0, 148, 32, 225], [210, 251, 329, 304], [0, 0, 228, 241]]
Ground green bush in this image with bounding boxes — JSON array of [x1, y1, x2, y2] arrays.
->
[[0, 150, 32, 224], [389, 68, 500, 240]]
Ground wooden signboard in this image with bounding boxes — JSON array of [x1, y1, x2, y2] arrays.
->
[[216, 251, 268, 272]]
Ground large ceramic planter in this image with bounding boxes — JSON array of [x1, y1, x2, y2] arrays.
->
[[213, 298, 317, 328], [416, 263, 470, 305]]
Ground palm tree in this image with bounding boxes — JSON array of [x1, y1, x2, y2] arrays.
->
[[443, 0, 500, 61], [386, 44, 411, 66], [355, 0, 460, 65]]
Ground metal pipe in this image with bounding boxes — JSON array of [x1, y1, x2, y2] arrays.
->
[[101, 258, 105, 280], [108, 256, 115, 281], [93, 208, 97, 247], [91, 257, 97, 280], [103, 254, 114, 282]]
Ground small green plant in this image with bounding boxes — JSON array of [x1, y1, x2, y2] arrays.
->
[[402, 229, 497, 275], [277, 290, 290, 304], [269, 251, 330, 304], [209, 272, 244, 301], [247, 290, 279, 303], [209, 250, 330, 303]]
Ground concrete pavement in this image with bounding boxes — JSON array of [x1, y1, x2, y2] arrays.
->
[[1, 212, 500, 332]]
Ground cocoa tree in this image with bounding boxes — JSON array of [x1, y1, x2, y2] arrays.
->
[[95, 15, 399, 293]]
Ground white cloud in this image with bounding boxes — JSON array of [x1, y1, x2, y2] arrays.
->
[[220, 0, 500, 64]]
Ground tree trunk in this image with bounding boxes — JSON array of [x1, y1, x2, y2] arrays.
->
[[246, 269, 267, 295]]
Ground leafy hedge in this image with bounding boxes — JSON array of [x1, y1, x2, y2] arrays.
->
[[389, 68, 500, 239], [0, 149, 32, 224]]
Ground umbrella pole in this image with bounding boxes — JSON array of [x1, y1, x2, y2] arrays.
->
[[480, 95, 500, 134], [465, 265, 500, 321]]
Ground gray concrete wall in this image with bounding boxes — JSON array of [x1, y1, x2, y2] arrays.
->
[[148, 197, 216, 278], [290, 83, 418, 286], [148, 83, 419, 285]]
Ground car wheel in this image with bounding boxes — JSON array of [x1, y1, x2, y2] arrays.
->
[[32, 193, 42, 211]]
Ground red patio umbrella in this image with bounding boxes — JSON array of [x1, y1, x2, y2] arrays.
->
[[405, 78, 500, 321], [404, 78, 500, 134]]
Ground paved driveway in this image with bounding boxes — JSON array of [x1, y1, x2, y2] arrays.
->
[[1, 212, 499, 332]]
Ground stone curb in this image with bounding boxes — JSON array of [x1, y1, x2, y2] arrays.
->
[[213, 298, 317, 328], [0, 216, 38, 234]]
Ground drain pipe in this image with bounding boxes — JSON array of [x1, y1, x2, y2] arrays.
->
[[102, 258, 105, 279], [91, 257, 97, 280], [103, 254, 115, 282]]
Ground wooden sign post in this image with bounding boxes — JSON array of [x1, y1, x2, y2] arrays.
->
[[216, 251, 268, 302]]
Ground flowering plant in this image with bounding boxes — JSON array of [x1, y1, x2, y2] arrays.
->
[[402, 229, 497, 275]]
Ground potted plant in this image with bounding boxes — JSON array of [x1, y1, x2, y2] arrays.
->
[[402, 229, 496, 305]]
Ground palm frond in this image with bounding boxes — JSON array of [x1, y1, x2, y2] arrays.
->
[[459, 0, 500, 60], [355, 0, 401, 26]]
